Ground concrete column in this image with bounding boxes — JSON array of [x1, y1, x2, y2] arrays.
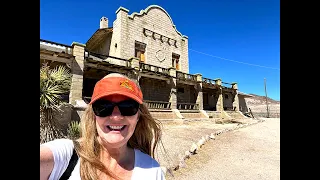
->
[[215, 78, 224, 112], [69, 42, 85, 105], [129, 57, 140, 70], [115, 7, 129, 58], [232, 82, 240, 111], [127, 57, 140, 82], [169, 67, 177, 109], [195, 73, 203, 110]]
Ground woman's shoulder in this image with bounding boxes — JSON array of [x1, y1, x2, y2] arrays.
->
[[41, 138, 74, 149], [41, 139, 77, 180], [40, 138, 75, 159], [134, 149, 160, 168], [132, 149, 165, 180]]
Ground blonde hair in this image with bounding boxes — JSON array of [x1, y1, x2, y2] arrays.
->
[[74, 73, 163, 180]]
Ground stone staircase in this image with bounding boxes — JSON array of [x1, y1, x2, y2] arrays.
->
[[149, 110, 179, 119], [205, 111, 221, 119], [225, 111, 248, 119]]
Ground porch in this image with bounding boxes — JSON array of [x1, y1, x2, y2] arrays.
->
[[39, 39, 247, 122], [79, 50, 242, 120]]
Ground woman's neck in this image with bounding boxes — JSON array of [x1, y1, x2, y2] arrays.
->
[[101, 144, 135, 170]]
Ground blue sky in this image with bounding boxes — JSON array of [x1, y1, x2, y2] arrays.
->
[[40, 0, 280, 101]]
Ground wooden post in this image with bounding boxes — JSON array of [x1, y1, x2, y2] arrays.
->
[[264, 78, 270, 118]]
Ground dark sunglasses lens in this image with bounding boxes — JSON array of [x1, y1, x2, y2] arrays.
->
[[92, 100, 114, 117], [118, 100, 139, 116]]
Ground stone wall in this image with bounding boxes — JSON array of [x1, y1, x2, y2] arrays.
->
[[53, 104, 73, 132], [139, 77, 171, 102], [203, 89, 218, 110], [239, 96, 249, 112], [177, 84, 196, 103], [223, 92, 233, 109]]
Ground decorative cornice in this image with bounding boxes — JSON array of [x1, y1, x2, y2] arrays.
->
[[143, 28, 178, 48], [127, 5, 188, 39], [116, 6, 129, 14]]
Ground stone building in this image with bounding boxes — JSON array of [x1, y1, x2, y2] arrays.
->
[[40, 5, 252, 125]]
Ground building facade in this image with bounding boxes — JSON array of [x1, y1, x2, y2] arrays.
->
[[40, 5, 252, 123]]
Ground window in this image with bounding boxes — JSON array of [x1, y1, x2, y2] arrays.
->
[[172, 53, 180, 70], [135, 41, 146, 62]]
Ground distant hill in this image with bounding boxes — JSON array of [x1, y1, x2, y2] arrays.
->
[[245, 93, 280, 114], [246, 94, 280, 105]]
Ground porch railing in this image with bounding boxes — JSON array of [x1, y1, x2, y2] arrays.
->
[[203, 77, 217, 85], [222, 81, 233, 88], [177, 103, 199, 110], [40, 39, 73, 54], [143, 100, 171, 109], [204, 104, 216, 111], [224, 107, 236, 111], [139, 63, 170, 76], [85, 51, 131, 68], [176, 71, 197, 82], [83, 97, 172, 110]]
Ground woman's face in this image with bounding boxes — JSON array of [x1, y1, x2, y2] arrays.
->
[[95, 94, 139, 148]]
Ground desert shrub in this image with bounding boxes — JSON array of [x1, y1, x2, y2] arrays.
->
[[40, 63, 72, 144], [67, 121, 81, 140]]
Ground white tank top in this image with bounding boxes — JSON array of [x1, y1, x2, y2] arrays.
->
[[41, 138, 165, 180]]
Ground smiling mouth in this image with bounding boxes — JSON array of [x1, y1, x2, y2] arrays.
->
[[107, 125, 126, 131]]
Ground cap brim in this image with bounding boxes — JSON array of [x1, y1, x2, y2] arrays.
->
[[89, 91, 143, 105]]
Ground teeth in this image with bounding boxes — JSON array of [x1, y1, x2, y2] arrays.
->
[[108, 125, 124, 130]]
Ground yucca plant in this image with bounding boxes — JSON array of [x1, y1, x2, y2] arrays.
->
[[40, 63, 72, 144], [67, 121, 81, 140]]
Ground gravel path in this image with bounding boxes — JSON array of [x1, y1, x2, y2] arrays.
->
[[165, 118, 280, 180]]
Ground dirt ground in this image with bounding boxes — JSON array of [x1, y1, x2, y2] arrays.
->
[[165, 118, 280, 180], [154, 119, 243, 168]]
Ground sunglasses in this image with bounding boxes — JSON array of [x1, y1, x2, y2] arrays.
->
[[92, 99, 140, 117]]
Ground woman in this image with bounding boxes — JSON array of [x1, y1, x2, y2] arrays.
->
[[40, 73, 165, 180]]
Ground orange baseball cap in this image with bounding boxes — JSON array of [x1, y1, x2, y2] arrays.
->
[[89, 77, 143, 105]]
